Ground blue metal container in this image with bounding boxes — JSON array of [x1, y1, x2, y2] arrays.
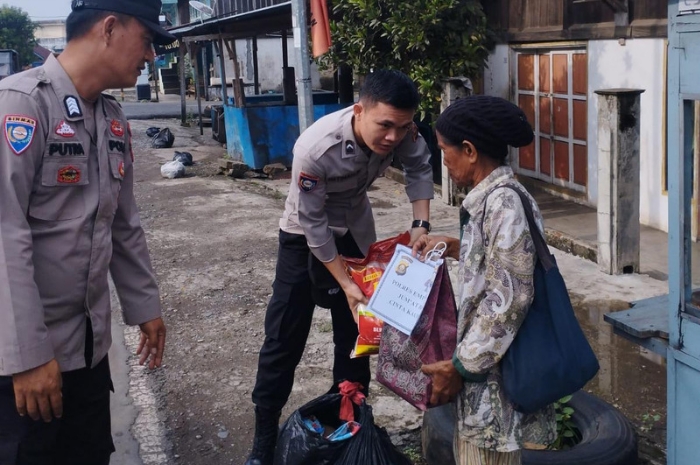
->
[[223, 93, 347, 169]]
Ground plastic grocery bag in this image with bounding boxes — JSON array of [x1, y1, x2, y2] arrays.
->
[[173, 151, 194, 166], [146, 127, 161, 137], [335, 401, 412, 465], [152, 128, 175, 149], [274, 382, 365, 465], [375, 263, 457, 411], [160, 160, 185, 179], [343, 232, 411, 358]]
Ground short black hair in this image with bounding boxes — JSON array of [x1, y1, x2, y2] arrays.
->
[[66, 9, 130, 42], [359, 69, 420, 111]]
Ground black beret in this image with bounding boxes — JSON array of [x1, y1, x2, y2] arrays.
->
[[436, 95, 534, 161]]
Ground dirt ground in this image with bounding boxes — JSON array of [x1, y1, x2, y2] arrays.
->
[[121, 119, 433, 464], [120, 118, 670, 465]]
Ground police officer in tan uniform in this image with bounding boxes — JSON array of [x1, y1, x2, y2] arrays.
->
[[0, 1, 174, 463], [246, 70, 434, 465]]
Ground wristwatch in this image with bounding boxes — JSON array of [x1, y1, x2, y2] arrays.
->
[[412, 219, 431, 232]]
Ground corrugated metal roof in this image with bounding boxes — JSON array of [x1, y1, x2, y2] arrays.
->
[[168, 2, 291, 38]]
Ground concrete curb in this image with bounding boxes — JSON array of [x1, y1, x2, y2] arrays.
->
[[545, 229, 597, 264]]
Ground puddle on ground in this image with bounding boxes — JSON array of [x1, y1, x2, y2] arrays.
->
[[571, 295, 667, 446]]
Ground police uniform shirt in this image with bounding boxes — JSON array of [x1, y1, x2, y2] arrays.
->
[[0, 54, 162, 375], [280, 106, 434, 263]]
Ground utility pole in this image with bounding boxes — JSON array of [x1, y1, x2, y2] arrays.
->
[[291, 0, 314, 132]]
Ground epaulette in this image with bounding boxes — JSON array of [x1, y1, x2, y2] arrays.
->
[[0, 69, 45, 95]]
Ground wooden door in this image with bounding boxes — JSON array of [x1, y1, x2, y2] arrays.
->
[[516, 49, 588, 192]]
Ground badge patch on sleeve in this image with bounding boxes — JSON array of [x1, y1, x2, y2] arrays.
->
[[57, 166, 81, 184], [298, 172, 319, 192], [4, 115, 37, 155]]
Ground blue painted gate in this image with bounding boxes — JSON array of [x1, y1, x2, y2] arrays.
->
[[667, 1, 700, 463]]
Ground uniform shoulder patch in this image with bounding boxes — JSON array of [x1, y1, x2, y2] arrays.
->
[[298, 172, 319, 192], [4, 115, 37, 155]]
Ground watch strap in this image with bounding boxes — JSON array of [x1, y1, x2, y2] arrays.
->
[[412, 219, 431, 232]]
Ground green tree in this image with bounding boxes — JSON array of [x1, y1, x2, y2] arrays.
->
[[0, 5, 37, 67], [320, 0, 492, 116]]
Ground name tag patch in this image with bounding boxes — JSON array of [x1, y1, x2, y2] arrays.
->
[[55, 121, 76, 138], [4, 115, 37, 155], [49, 142, 85, 157], [298, 172, 319, 192], [109, 140, 126, 153], [57, 166, 81, 184]]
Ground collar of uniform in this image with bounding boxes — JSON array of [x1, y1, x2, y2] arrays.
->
[[341, 107, 359, 159], [41, 54, 86, 122]]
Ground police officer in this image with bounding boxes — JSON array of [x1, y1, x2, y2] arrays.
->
[[0, 1, 175, 464], [246, 70, 434, 465]]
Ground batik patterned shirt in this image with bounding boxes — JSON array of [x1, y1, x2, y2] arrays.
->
[[452, 166, 557, 452]]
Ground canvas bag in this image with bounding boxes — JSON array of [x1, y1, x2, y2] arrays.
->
[[375, 264, 457, 411], [495, 185, 600, 414]]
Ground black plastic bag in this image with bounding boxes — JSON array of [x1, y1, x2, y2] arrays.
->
[[146, 127, 161, 137], [152, 128, 174, 149], [173, 151, 194, 166], [274, 393, 360, 465], [335, 401, 412, 465]]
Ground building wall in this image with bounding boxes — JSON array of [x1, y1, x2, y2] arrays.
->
[[587, 38, 667, 231], [217, 37, 322, 94], [482, 39, 667, 232], [483, 44, 510, 100], [35, 21, 66, 52]]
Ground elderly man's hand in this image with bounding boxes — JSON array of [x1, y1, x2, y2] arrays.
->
[[421, 360, 463, 406]]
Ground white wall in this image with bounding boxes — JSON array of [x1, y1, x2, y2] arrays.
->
[[587, 39, 667, 231], [483, 44, 510, 100], [218, 37, 322, 94], [482, 39, 667, 231]]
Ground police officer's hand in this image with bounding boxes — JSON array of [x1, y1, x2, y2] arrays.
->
[[409, 227, 429, 246], [342, 281, 368, 324], [421, 360, 463, 406], [137, 317, 166, 369], [12, 359, 63, 422]]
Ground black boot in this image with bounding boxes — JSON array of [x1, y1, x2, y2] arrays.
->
[[245, 406, 281, 465]]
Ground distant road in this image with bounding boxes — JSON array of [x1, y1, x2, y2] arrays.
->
[[122, 101, 207, 120]]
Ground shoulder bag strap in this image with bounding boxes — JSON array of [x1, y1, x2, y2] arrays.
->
[[482, 184, 555, 271]]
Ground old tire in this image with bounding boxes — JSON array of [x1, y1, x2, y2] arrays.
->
[[421, 391, 638, 465]]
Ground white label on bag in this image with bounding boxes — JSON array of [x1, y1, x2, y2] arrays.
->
[[367, 245, 442, 336]]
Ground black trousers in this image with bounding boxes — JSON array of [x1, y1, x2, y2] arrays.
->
[[251, 230, 371, 412], [0, 356, 115, 465]]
